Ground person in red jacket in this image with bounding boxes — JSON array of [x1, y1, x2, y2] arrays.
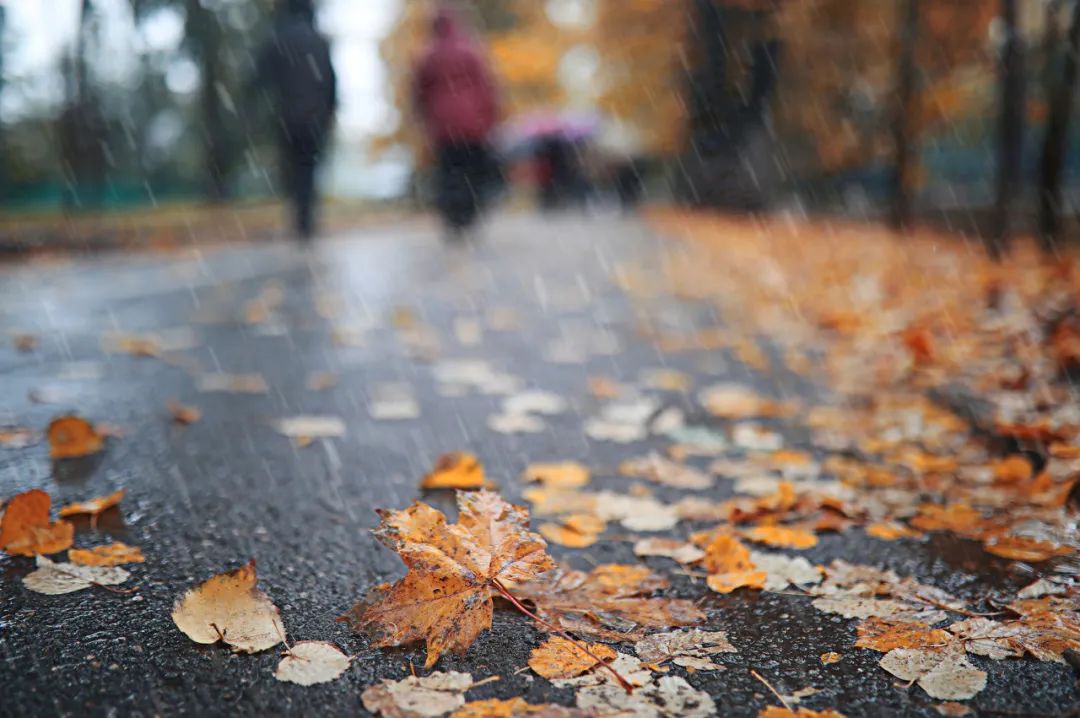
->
[[414, 6, 500, 237]]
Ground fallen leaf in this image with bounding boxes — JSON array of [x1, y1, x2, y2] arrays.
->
[[273, 415, 346, 438], [58, 489, 125, 521], [13, 333, 37, 351], [934, 701, 974, 716], [197, 372, 269, 394], [749, 552, 824, 591], [452, 698, 589, 717], [22, 555, 130, 594], [538, 514, 606, 548], [171, 560, 285, 653], [488, 412, 546, 434], [910, 503, 983, 535], [619, 452, 713, 490], [742, 525, 818, 549], [420, 452, 487, 490], [594, 491, 679, 531], [502, 390, 567, 416], [529, 635, 618, 679], [855, 618, 954, 652], [642, 368, 691, 392], [306, 371, 338, 391], [168, 401, 202, 424], [0, 426, 36, 448], [274, 641, 352, 686], [878, 647, 987, 700], [522, 462, 591, 489], [982, 535, 1067, 562], [703, 534, 766, 594], [866, 522, 923, 541], [514, 564, 705, 642], [0, 489, 74, 556], [555, 653, 716, 717], [340, 491, 555, 668], [634, 629, 737, 670], [633, 537, 706, 564], [362, 671, 473, 718], [758, 708, 847, 718], [699, 383, 791, 419], [47, 415, 104, 459], [69, 541, 145, 566], [820, 652, 842, 664]]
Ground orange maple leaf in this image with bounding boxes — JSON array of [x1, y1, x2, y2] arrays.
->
[[340, 490, 555, 669]]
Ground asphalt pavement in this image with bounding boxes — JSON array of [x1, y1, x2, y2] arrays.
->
[[0, 211, 1077, 717]]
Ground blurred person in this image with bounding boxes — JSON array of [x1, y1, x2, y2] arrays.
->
[[414, 5, 500, 239], [255, 0, 337, 241]]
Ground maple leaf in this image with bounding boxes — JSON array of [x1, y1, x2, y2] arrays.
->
[[512, 563, 705, 642], [340, 490, 555, 669]]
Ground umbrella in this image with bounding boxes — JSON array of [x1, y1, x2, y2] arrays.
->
[[497, 110, 602, 159]]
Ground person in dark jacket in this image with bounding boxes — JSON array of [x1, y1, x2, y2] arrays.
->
[[256, 0, 337, 240], [413, 6, 499, 237]]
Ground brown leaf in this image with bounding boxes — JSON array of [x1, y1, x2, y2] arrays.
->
[[759, 708, 847, 718], [522, 461, 591, 489], [866, 522, 923, 541], [420, 452, 488, 490], [47, 415, 104, 459], [820, 652, 842, 664], [168, 401, 202, 425], [0, 489, 74, 556], [703, 533, 766, 594], [538, 514, 606, 548], [513, 564, 705, 642], [982, 535, 1068, 562], [855, 618, 954, 652], [452, 697, 589, 717], [634, 629, 737, 670], [340, 491, 555, 668], [68, 541, 145, 566], [171, 560, 285, 653], [363, 671, 474, 718], [58, 489, 124, 520], [529, 635, 617, 679], [742, 525, 818, 550]]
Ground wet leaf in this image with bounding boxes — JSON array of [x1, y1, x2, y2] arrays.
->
[[522, 461, 591, 489], [273, 415, 346, 438], [619, 452, 713, 489], [341, 491, 555, 668], [538, 514, 606, 548], [878, 647, 986, 700], [855, 618, 954, 652], [529, 635, 617, 679], [514, 564, 705, 642], [488, 412, 546, 434], [47, 415, 104, 459], [0, 426, 37, 448], [742, 525, 818, 550], [703, 534, 766, 594], [58, 489, 124, 520], [69, 541, 145, 566], [362, 671, 473, 718], [633, 537, 705, 564], [171, 560, 285, 653], [981, 535, 1067, 562], [452, 698, 589, 717], [420, 452, 488, 490], [820, 652, 842, 664], [274, 641, 352, 686], [502, 390, 567, 416], [758, 708, 846, 718], [634, 629, 737, 670], [0, 489, 74, 556], [749, 552, 824, 592], [23, 555, 130, 595], [555, 653, 715, 717], [866, 522, 923, 541], [197, 372, 269, 394], [167, 401, 202, 424]]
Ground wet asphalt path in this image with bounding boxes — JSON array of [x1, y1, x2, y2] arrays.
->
[[0, 212, 1077, 717]]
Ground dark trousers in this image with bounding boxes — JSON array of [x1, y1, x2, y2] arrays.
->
[[436, 142, 496, 230], [281, 123, 326, 238]]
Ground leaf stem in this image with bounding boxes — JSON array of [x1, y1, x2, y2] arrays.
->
[[490, 577, 634, 693], [750, 668, 792, 711]]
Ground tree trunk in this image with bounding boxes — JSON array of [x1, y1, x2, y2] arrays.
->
[[186, 0, 228, 202], [1039, 0, 1080, 252], [991, 0, 1025, 259], [892, 0, 920, 231]]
